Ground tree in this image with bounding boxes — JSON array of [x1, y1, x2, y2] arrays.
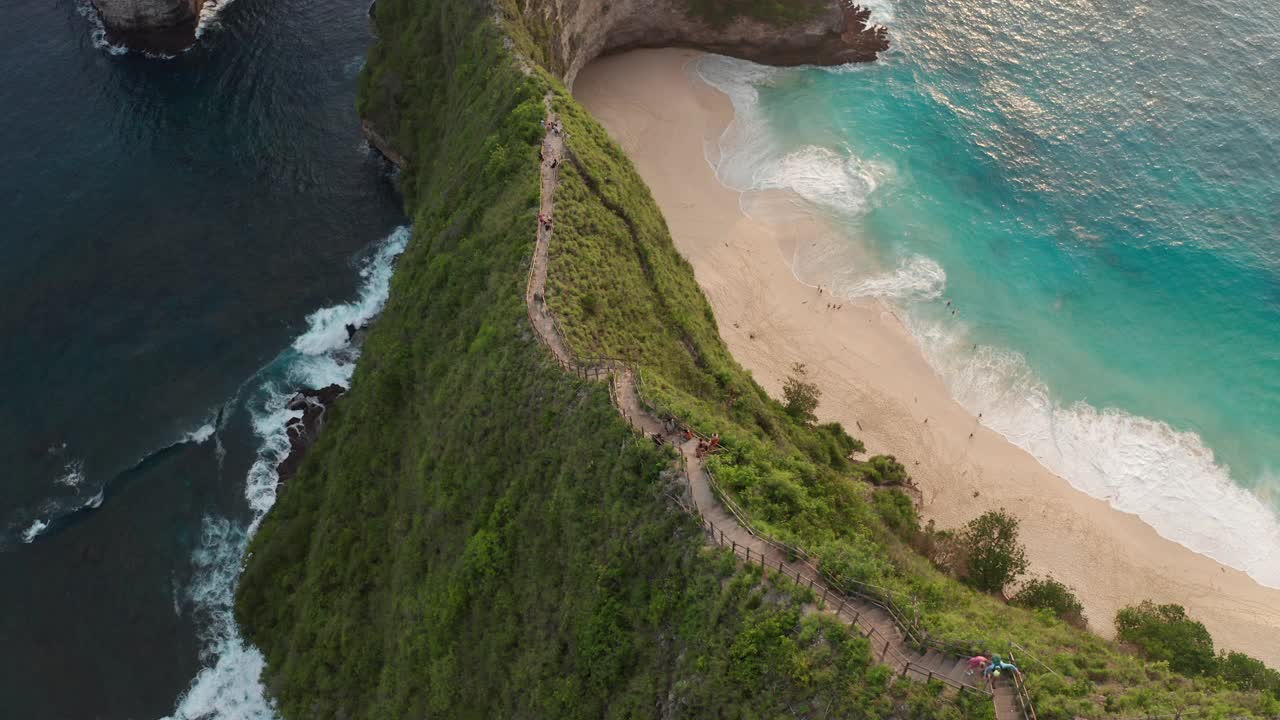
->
[[958, 509, 1028, 595], [1114, 601, 1216, 676], [1218, 651, 1280, 693], [1012, 576, 1086, 628], [782, 363, 820, 424]]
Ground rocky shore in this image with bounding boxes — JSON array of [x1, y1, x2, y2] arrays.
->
[[275, 384, 346, 485], [91, 0, 202, 53]]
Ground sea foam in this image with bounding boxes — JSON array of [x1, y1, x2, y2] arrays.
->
[[163, 225, 409, 720], [912, 319, 1280, 588], [697, 56, 892, 220], [696, 54, 1280, 589]]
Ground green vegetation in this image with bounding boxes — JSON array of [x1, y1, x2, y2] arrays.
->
[[236, 1, 982, 718], [685, 0, 828, 28], [1012, 577, 1086, 629], [783, 362, 821, 423], [1116, 602, 1217, 677], [957, 509, 1029, 596], [1115, 601, 1280, 699], [235, 0, 1280, 718]]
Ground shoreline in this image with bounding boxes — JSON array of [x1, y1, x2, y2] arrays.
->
[[574, 47, 1280, 663]]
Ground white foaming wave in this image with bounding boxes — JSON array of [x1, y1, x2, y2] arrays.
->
[[77, 0, 128, 55], [695, 56, 889, 217], [166, 517, 277, 720], [195, 0, 237, 39], [163, 225, 410, 720], [54, 460, 86, 488], [911, 318, 1280, 588], [292, 225, 410, 356], [84, 490, 105, 510], [836, 255, 946, 301], [754, 146, 888, 215], [695, 55, 784, 189], [184, 423, 217, 445], [21, 519, 48, 544], [856, 0, 895, 28]]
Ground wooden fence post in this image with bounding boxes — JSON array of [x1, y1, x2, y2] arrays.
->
[[882, 640, 890, 660]]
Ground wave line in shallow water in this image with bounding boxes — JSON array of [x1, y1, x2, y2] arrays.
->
[[162, 224, 410, 720]]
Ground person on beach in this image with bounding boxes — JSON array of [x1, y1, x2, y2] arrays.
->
[[965, 655, 989, 676]]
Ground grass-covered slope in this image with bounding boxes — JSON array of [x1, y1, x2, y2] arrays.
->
[[237, 0, 1279, 717], [235, 1, 976, 718]]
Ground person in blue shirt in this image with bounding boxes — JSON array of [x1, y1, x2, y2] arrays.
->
[[983, 655, 1022, 685]]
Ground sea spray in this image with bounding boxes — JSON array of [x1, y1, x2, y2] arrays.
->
[[164, 225, 409, 720]]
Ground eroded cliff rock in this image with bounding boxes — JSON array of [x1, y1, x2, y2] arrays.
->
[[523, 0, 889, 88], [92, 0, 201, 53]]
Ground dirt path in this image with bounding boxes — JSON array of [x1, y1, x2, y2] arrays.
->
[[524, 98, 1026, 719]]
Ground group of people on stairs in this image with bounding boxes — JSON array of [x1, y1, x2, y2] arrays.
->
[[966, 654, 1022, 686]]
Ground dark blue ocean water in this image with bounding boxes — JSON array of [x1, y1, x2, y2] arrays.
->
[[0, 0, 404, 715], [700, 0, 1280, 584]]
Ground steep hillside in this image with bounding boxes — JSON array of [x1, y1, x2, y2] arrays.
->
[[236, 1, 963, 718], [236, 1, 1280, 718]]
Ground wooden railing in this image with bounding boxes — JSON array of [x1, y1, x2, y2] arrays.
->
[[1007, 648, 1039, 720], [688, 488, 990, 697]]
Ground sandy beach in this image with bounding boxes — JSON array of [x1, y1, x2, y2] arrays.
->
[[574, 47, 1280, 663]]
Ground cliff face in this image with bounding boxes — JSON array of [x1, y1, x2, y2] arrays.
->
[[91, 0, 201, 53], [520, 0, 889, 88]]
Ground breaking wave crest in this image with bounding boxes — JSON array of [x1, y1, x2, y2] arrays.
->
[[696, 56, 891, 218], [163, 225, 409, 720], [912, 318, 1280, 588]]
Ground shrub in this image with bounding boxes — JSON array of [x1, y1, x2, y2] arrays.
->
[[1115, 601, 1217, 677], [912, 519, 969, 578], [1012, 576, 1086, 628], [958, 509, 1028, 595], [856, 455, 910, 486], [872, 489, 919, 539], [1218, 651, 1280, 693], [782, 362, 820, 424]]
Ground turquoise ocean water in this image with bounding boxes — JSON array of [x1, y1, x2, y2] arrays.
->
[[698, 0, 1280, 585]]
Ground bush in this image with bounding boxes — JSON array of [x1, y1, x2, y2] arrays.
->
[[872, 489, 919, 539], [1115, 601, 1217, 677], [1012, 576, 1086, 628], [912, 519, 968, 577], [782, 362, 820, 424], [856, 455, 911, 487], [958, 509, 1028, 595], [1218, 651, 1280, 693]]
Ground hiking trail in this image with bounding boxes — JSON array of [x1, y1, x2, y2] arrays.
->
[[525, 99, 1033, 720]]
